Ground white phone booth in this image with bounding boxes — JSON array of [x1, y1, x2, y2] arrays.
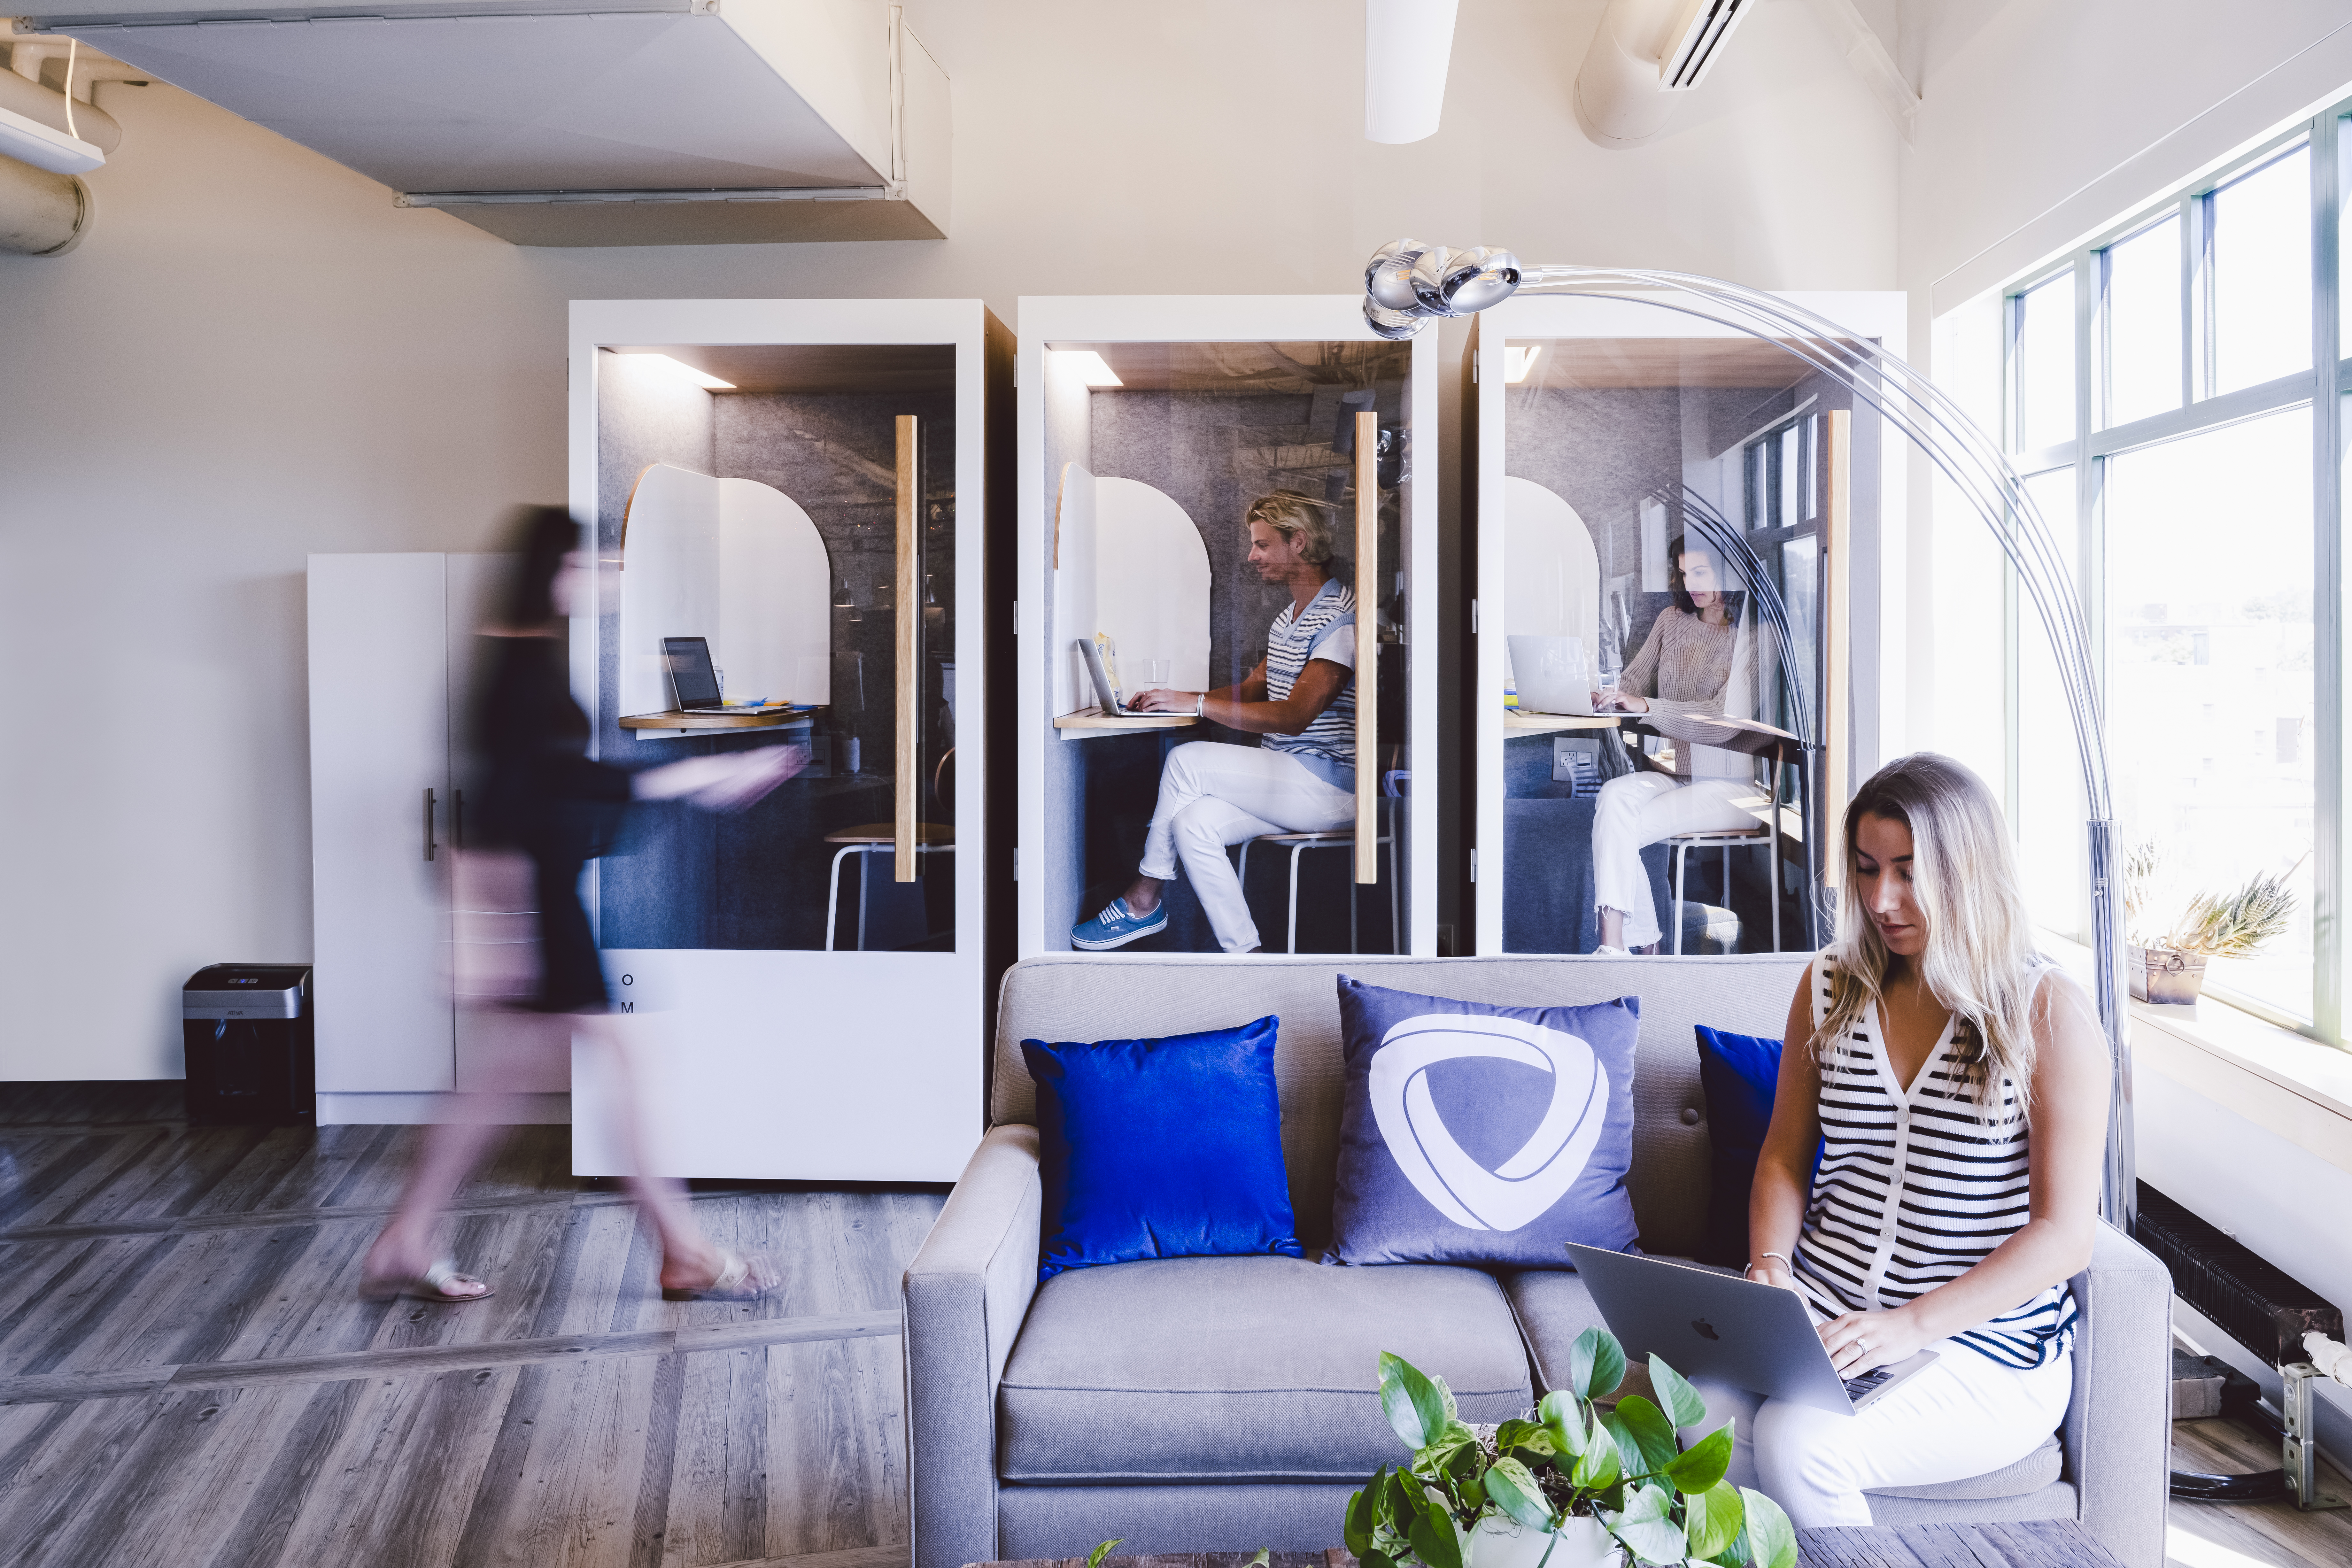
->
[[1015, 296, 1440, 959], [568, 298, 1010, 1181], [1468, 292, 1905, 957]]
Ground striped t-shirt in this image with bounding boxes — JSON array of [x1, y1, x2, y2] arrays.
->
[[1791, 955, 2078, 1370], [1261, 578, 1357, 790]]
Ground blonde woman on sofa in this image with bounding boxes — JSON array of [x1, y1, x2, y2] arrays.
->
[[1690, 752, 2109, 1527]]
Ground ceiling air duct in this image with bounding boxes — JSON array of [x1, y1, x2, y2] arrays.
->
[[1574, 0, 1759, 150]]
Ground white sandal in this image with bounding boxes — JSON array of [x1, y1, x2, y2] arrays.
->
[[360, 1258, 494, 1304], [661, 1248, 781, 1302]]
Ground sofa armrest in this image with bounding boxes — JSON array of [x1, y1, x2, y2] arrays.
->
[[2063, 1219, 2174, 1568], [904, 1123, 1043, 1568]]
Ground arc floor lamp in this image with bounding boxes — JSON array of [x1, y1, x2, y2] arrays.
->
[[1364, 242, 2132, 1227]]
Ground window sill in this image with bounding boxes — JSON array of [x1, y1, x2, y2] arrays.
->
[[2039, 931, 2352, 1178]]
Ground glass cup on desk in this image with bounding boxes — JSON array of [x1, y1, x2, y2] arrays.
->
[[1141, 660, 1170, 705]]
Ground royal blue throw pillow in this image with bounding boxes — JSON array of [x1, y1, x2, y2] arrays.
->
[[1022, 1016, 1303, 1280], [1327, 976, 1641, 1267], [1694, 1024, 1821, 1267]]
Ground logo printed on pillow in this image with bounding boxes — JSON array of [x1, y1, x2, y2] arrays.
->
[[1366, 1013, 1612, 1232]]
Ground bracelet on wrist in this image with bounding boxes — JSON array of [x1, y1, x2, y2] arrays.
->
[[1195, 694, 1206, 718]]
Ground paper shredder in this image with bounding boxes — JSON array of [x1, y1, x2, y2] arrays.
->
[[181, 963, 315, 1126]]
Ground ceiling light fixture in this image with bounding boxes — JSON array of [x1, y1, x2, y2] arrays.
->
[[1059, 350, 1123, 387], [620, 351, 734, 390], [1503, 345, 1542, 383], [1364, 0, 1459, 144]]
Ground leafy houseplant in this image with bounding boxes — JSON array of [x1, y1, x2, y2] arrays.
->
[[1344, 1331, 1797, 1568], [2122, 841, 2298, 1005]]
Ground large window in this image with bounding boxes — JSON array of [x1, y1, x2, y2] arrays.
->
[[2002, 110, 2346, 1039]]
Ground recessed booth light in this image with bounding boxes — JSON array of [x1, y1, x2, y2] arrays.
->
[[1504, 345, 1542, 383], [620, 351, 734, 390], [1059, 350, 1123, 387]]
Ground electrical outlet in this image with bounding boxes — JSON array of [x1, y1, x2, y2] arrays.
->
[[1553, 735, 1601, 786]]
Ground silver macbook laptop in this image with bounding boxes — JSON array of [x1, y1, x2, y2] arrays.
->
[[1078, 637, 1132, 715], [1563, 1243, 1938, 1417]]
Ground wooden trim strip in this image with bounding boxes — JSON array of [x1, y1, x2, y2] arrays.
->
[[895, 413, 920, 881], [1355, 409, 1378, 885], [0, 1309, 901, 1408]]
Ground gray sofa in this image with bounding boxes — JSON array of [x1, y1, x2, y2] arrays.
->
[[903, 954, 2173, 1568]]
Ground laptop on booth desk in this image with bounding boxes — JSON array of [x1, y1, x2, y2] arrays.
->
[[1562, 1243, 1939, 1416], [661, 636, 794, 714]]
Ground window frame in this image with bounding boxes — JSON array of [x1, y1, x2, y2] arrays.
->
[[2001, 105, 2349, 1044]]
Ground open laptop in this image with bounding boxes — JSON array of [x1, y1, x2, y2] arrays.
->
[[1077, 636, 1133, 715], [1562, 1243, 1938, 1416], [661, 636, 793, 714]]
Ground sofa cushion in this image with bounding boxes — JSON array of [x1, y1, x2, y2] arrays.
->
[[1023, 1016, 1301, 1279], [991, 955, 1813, 1257], [1503, 1267, 1612, 1395], [1327, 976, 1642, 1268], [1694, 1024, 1800, 1267], [1865, 1433, 2064, 1500], [997, 1256, 1533, 1484]]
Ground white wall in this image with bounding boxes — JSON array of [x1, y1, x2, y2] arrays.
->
[[0, 1, 1898, 1078]]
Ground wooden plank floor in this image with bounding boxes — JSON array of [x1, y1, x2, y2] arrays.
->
[[2167, 1413, 2352, 1568], [0, 1084, 943, 1568]]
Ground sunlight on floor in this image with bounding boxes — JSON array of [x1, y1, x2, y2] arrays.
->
[[2169, 1522, 2287, 1568]]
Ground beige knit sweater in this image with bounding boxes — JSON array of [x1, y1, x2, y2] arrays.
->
[[1619, 608, 1746, 778]]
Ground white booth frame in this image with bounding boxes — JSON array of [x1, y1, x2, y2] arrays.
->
[[1014, 295, 1442, 959], [566, 297, 1006, 1181], [1468, 291, 1906, 954]]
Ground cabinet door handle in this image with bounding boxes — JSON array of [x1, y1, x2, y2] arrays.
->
[[423, 787, 437, 862], [894, 413, 920, 883]]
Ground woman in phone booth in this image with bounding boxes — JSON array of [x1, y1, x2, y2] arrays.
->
[[1071, 490, 1358, 954], [1590, 533, 1759, 954]]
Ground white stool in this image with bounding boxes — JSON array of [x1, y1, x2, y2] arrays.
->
[[1236, 805, 1401, 955], [823, 823, 954, 951], [1665, 826, 1779, 955]]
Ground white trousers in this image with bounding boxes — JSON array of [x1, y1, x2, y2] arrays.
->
[[1590, 771, 1759, 949], [1139, 741, 1355, 954], [1688, 1343, 2073, 1529]]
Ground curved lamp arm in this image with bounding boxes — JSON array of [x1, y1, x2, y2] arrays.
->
[[1393, 248, 2129, 1227]]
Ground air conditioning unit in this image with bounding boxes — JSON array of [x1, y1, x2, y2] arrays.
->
[[15, 0, 950, 247], [1658, 0, 1759, 91]]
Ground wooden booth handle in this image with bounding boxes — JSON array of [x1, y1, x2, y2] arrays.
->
[[895, 415, 920, 882], [1822, 408, 1852, 884], [1355, 411, 1378, 885]]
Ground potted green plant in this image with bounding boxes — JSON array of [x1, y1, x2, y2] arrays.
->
[[1344, 1332, 1798, 1568], [2122, 842, 2296, 1006]]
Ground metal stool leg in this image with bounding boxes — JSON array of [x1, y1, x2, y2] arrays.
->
[[1672, 841, 1688, 955], [824, 843, 862, 952], [857, 846, 875, 952], [1287, 843, 1308, 954]]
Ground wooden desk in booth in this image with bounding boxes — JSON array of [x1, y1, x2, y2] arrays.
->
[[618, 706, 824, 740], [1053, 706, 1200, 742]]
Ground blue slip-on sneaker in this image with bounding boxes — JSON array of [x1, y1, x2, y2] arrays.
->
[[1070, 898, 1168, 951]]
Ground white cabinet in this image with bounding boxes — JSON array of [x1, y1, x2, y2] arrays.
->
[[308, 552, 556, 1121]]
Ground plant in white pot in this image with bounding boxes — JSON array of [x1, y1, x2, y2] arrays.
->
[[2122, 841, 2297, 1005], [1344, 1331, 1797, 1568]]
